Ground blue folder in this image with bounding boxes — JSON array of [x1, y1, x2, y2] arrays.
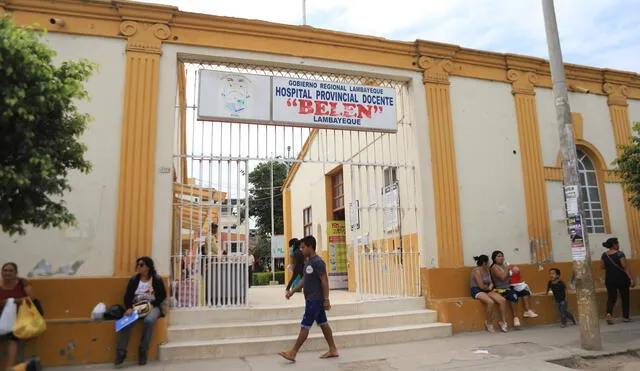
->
[[115, 311, 139, 332]]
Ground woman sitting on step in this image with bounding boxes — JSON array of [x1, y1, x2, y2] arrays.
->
[[470, 255, 508, 333]]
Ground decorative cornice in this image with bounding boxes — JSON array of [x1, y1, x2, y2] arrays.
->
[[120, 21, 171, 55], [507, 69, 537, 95], [603, 83, 629, 107], [418, 56, 453, 85]]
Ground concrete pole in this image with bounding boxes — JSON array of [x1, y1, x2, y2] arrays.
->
[[302, 0, 307, 26], [541, 0, 602, 350]]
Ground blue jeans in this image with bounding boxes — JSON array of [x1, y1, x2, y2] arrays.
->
[[117, 307, 161, 353], [556, 300, 575, 325]]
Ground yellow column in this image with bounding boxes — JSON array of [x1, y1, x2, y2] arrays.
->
[[508, 70, 552, 262], [115, 21, 170, 276], [418, 56, 463, 268], [604, 82, 640, 256]]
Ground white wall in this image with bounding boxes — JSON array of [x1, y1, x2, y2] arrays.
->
[[449, 77, 530, 265], [537, 88, 616, 167], [0, 34, 126, 277], [630, 99, 640, 127]]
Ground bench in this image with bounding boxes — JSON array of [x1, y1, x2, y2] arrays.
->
[[422, 261, 640, 333], [0, 277, 168, 367]]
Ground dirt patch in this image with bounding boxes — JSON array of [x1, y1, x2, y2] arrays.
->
[[339, 359, 393, 371], [550, 351, 640, 370]]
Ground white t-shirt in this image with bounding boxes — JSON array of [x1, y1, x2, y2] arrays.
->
[[134, 279, 155, 303], [248, 254, 255, 266]]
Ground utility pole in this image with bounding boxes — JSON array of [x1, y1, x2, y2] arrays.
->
[[302, 0, 307, 26], [541, 0, 601, 350]]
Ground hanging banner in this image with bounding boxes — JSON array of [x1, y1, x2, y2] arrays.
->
[[198, 70, 271, 123], [272, 77, 398, 132], [327, 221, 348, 289]]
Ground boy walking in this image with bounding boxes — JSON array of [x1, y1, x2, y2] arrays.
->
[[547, 268, 576, 327], [279, 236, 339, 362]]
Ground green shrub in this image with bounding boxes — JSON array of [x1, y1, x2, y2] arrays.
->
[[252, 271, 284, 286]]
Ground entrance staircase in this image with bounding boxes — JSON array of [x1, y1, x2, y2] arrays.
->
[[160, 297, 452, 361]]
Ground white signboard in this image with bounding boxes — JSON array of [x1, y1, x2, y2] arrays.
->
[[197, 70, 271, 123], [272, 77, 397, 132], [271, 235, 285, 259], [564, 185, 579, 216]]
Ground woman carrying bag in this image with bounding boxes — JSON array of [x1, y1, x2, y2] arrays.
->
[[115, 257, 167, 367], [601, 237, 635, 324], [0, 262, 41, 370]]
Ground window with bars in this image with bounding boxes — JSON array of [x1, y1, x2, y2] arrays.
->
[[303, 207, 312, 237], [384, 167, 398, 187], [332, 172, 344, 212], [577, 149, 605, 234]]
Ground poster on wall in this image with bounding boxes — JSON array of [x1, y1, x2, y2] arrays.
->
[[383, 183, 400, 232], [564, 185, 579, 216], [327, 221, 348, 289], [197, 70, 271, 123], [272, 77, 398, 132], [567, 215, 586, 261], [349, 200, 360, 231]]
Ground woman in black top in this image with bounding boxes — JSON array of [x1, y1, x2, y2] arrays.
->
[[601, 237, 635, 324]]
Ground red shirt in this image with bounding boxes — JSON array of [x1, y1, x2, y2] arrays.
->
[[0, 279, 28, 302], [510, 272, 522, 285]]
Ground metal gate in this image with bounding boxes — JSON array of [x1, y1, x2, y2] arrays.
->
[[170, 58, 421, 308]]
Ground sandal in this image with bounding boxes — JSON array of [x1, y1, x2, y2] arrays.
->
[[605, 313, 614, 325]]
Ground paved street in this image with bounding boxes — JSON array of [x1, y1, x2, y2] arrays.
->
[[52, 317, 640, 371]]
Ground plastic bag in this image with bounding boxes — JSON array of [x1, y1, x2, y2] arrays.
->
[[13, 298, 47, 339], [0, 298, 17, 335], [91, 302, 106, 320]]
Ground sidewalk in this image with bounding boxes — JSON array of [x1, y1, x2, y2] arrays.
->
[[52, 318, 640, 371]]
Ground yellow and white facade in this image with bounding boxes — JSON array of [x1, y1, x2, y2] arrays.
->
[[1, 0, 640, 365]]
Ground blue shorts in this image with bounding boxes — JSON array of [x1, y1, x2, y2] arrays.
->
[[301, 300, 328, 329], [470, 287, 491, 299]]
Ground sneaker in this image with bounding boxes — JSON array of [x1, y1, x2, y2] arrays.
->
[[513, 317, 521, 328], [560, 323, 567, 328], [114, 352, 126, 367], [606, 313, 614, 325], [485, 322, 495, 333], [499, 321, 508, 333], [623, 317, 632, 323], [523, 310, 539, 318], [138, 350, 148, 366]]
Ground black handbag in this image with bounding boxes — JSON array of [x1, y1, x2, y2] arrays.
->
[[103, 304, 126, 320]]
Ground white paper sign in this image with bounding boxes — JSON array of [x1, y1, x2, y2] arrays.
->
[[383, 183, 400, 232], [564, 185, 579, 216], [198, 70, 271, 123], [272, 77, 397, 132]]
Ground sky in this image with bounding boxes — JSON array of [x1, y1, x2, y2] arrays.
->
[[141, 0, 640, 73]]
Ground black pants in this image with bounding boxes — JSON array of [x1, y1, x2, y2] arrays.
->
[[249, 268, 253, 288], [286, 271, 303, 291], [606, 280, 630, 319]]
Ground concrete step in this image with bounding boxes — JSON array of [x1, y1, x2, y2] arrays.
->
[[160, 323, 452, 361], [168, 309, 438, 342], [169, 297, 425, 326]]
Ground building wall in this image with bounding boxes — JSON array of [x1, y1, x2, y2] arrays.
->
[[630, 99, 640, 125], [0, 33, 126, 277], [449, 77, 530, 264], [537, 88, 616, 167]]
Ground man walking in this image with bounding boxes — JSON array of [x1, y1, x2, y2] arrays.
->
[[279, 236, 339, 362]]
